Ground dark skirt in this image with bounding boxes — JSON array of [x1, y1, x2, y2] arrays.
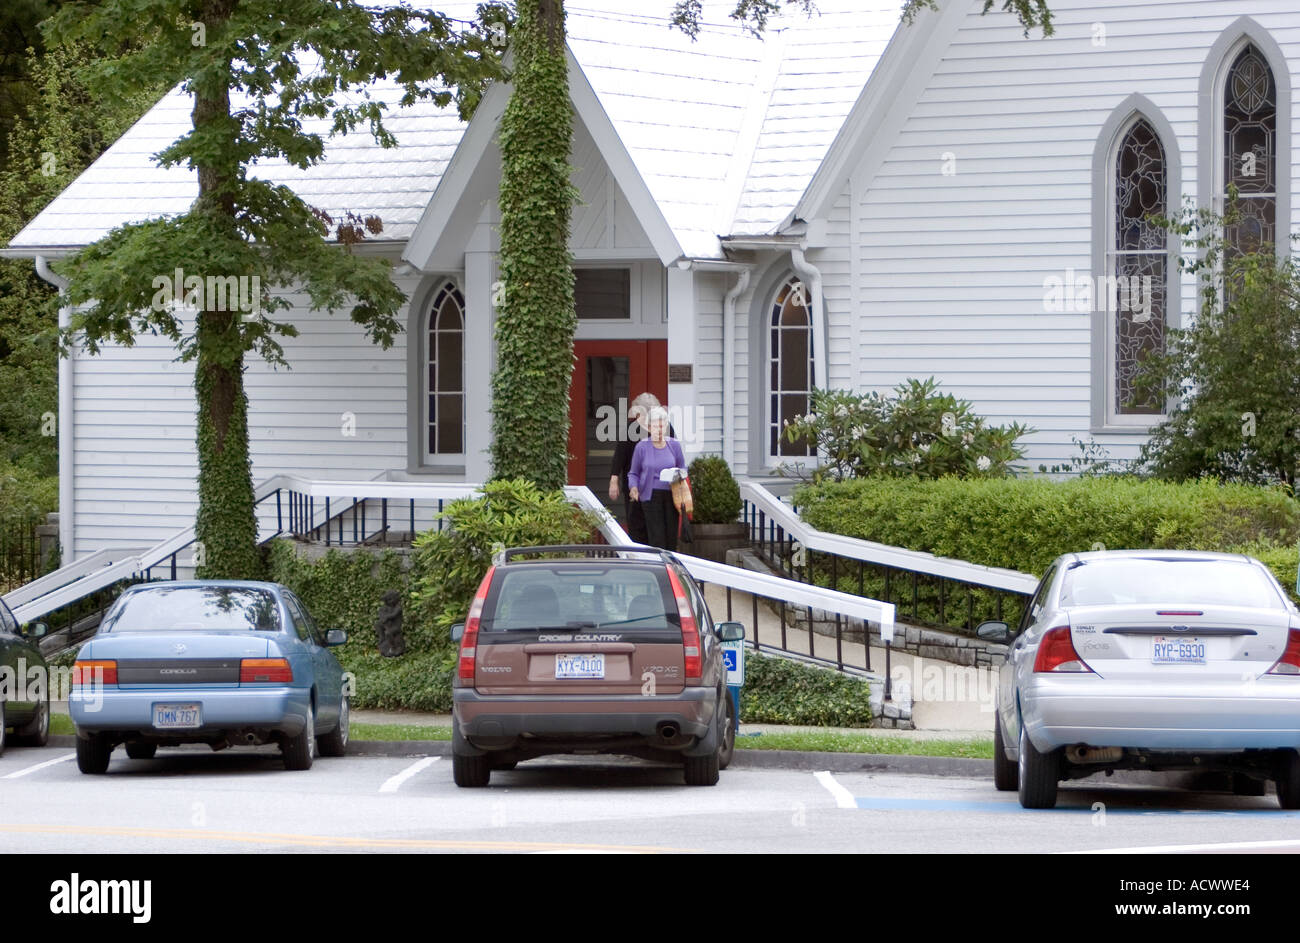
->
[[642, 488, 679, 552]]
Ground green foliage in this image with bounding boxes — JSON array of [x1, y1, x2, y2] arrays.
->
[[670, 0, 1052, 40], [739, 653, 873, 727], [794, 475, 1300, 631], [781, 378, 1032, 483], [0, 458, 56, 523], [489, 0, 578, 489], [1135, 198, 1300, 487], [40, 0, 506, 577], [0, 42, 164, 478], [1037, 436, 1135, 477], [265, 540, 453, 711], [687, 455, 742, 524], [409, 478, 600, 638]]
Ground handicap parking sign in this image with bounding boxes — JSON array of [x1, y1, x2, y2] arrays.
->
[[721, 640, 744, 686]]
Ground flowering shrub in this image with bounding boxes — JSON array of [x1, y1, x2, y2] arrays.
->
[[781, 378, 1032, 482]]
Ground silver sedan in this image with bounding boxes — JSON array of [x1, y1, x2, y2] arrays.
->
[[978, 550, 1300, 809]]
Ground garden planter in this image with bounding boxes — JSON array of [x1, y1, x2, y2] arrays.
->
[[683, 521, 749, 563]]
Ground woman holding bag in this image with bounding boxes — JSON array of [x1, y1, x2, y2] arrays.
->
[[627, 406, 686, 551]]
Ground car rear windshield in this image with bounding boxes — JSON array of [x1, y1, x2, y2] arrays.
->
[[481, 565, 678, 632], [1060, 559, 1286, 610], [102, 587, 283, 632]]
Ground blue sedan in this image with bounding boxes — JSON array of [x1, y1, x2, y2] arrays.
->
[[70, 581, 349, 773]]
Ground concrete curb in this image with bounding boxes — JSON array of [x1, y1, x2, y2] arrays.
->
[[47, 734, 990, 774], [730, 749, 991, 776]]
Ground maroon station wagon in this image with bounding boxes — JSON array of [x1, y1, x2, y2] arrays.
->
[[450, 545, 745, 786]]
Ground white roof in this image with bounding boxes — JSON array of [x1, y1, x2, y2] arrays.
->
[[7, 0, 900, 257]]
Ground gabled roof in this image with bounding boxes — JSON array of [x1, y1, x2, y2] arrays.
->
[[6, 1, 902, 260]]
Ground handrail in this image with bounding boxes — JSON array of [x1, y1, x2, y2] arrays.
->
[[2, 547, 144, 610], [741, 480, 1038, 594], [11, 553, 141, 624]]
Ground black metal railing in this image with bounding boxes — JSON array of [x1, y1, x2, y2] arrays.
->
[[742, 496, 1032, 639]]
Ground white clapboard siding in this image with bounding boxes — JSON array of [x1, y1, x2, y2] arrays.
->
[[831, 0, 1300, 470]]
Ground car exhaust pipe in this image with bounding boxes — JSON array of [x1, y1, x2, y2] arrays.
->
[[1066, 745, 1123, 764], [657, 723, 679, 741], [245, 733, 258, 744]]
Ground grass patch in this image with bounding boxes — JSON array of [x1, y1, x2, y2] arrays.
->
[[736, 730, 993, 758], [50, 713, 74, 736], [351, 722, 451, 742]]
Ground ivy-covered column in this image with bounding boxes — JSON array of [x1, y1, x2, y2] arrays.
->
[[490, 0, 577, 489]]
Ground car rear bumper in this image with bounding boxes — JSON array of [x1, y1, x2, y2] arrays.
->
[[69, 686, 310, 738], [1026, 678, 1300, 751], [453, 686, 716, 742]]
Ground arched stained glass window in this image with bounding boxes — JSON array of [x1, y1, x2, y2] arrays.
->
[[427, 282, 464, 457], [1112, 118, 1167, 416], [1223, 45, 1277, 257], [769, 277, 815, 457]]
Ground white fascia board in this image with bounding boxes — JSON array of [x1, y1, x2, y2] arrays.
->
[[790, 2, 962, 227]]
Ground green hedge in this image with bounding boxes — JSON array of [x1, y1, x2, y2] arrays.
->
[[740, 652, 873, 727], [792, 476, 1300, 630]]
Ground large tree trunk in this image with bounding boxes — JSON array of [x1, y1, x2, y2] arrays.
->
[[489, 0, 575, 489], [190, 51, 260, 578]]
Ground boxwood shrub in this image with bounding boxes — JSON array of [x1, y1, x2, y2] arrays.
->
[[791, 476, 1300, 630], [740, 652, 873, 727]]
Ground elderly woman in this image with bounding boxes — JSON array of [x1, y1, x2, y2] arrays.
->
[[628, 406, 686, 551], [609, 392, 662, 544]]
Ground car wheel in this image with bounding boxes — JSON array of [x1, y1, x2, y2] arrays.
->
[[993, 715, 1018, 792], [76, 733, 112, 774], [1232, 772, 1267, 797], [282, 702, 316, 771], [1017, 723, 1059, 809], [683, 698, 722, 786], [14, 695, 50, 748], [125, 742, 157, 760], [318, 696, 349, 757], [1276, 751, 1300, 809], [452, 726, 490, 787], [717, 691, 736, 771]]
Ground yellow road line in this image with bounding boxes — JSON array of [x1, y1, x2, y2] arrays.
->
[[0, 823, 694, 853]]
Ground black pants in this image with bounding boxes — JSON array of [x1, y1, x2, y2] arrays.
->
[[622, 496, 649, 544], [642, 489, 679, 552]]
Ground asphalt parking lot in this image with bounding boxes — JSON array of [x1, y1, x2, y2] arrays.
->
[[3, 743, 1300, 854]]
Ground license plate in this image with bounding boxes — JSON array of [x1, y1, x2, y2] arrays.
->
[[153, 703, 202, 728], [1151, 637, 1205, 665], [556, 654, 604, 679]]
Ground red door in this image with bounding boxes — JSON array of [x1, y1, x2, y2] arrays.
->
[[567, 340, 668, 494]]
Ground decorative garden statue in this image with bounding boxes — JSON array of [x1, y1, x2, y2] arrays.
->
[[375, 589, 406, 657]]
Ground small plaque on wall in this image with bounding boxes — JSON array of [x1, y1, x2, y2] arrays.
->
[[668, 363, 693, 383]]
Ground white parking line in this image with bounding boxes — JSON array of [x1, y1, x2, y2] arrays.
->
[[1070, 838, 1300, 854], [3, 752, 76, 779], [814, 770, 857, 809], [379, 757, 440, 793]]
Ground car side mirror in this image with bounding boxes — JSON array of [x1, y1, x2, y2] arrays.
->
[[325, 629, 347, 647], [24, 622, 49, 639], [976, 621, 1010, 643], [714, 621, 745, 642], [450, 623, 465, 642]]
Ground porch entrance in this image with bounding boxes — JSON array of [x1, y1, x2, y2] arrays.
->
[[567, 340, 667, 503]]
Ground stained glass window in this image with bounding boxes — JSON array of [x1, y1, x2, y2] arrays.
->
[[1223, 45, 1276, 258], [1112, 119, 1167, 416]]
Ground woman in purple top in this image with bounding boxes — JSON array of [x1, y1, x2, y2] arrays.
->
[[628, 406, 686, 551]]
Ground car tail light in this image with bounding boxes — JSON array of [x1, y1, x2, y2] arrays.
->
[[72, 659, 117, 686], [240, 658, 293, 683], [666, 568, 701, 681], [1033, 626, 1093, 673], [1267, 628, 1300, 675], [459, 566, 495, 681]]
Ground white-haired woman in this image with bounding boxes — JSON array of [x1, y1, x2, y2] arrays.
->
[[610, 392, 664, 544], [627, 405, 685, 551]]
